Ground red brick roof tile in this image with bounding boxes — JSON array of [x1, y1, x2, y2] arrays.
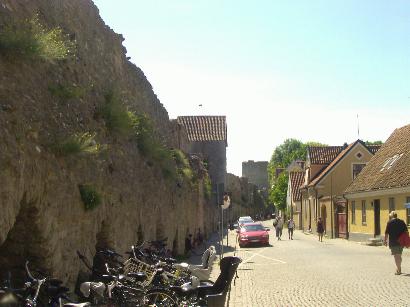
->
[[367, 144, 381, 154], [177, 116, 227, 144], [345, 124, 410, 193], [290, 171, 304, 201], [308, 140, 376, 187], [307, 146, 343, 164]]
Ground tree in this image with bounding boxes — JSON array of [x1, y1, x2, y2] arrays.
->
[[269, 139, 305, 170], [267, 139, 327, 213], [365, 140, 383, 145], [269, 172, 288, 211]]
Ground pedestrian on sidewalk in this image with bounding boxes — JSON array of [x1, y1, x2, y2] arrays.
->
[[287, 218, 295, 240], [317, 217, 324, 242], [384, 211, 408, 275], [276, 216, 284, 240]]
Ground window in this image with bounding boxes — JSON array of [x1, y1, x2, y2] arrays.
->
[[407, 197, 410, 226], [361, 200, 366, 224], [351, 201, 356, 224], [380, 153, 404, 172], [389, 197, 395, 213], [353, 164, 366, 179]]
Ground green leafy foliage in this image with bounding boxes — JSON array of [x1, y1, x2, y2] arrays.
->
[[172, 149, 194, 181], [78, 184, 101, 210], [269, 172, 289, 210], [365, 140, 383, 145], [269, 139, 306, 170], [130, 113, 176, 179], [267, 139, 326, 211], [48, 83, 85, 100], [0, 15, 75, 61], [99, 92, 135, 136], [52, 132, 105, 156], [203, 176, 212, 200]]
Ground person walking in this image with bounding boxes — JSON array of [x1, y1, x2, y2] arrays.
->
[[287, 218, 295, 240], [276, 216, 284, 240], [317, 217, 324, 242], [384, 211, 408, 275]]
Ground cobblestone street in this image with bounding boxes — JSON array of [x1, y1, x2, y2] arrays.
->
[[214, 220, 410, 307]]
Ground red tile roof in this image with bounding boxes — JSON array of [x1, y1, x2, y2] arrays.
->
[[345, 125, 410, 194], [367, 144, 381, 154], [307, 146, 343, 164], [177, 116, 227, 144], [308, 140, 377, 187], [290, 171, 304, 201]]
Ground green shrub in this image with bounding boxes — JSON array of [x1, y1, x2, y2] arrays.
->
[[52, 132, 104, 156], [99, 93, 180, 181], [172, 149, 194, 182], [99, 92, 134, 136], [78, 184, 101, 210], [130, 113, 176, 179], [203, 176, 212, 199], [48, 83, 85, 100], [0, 15, 75, 61]]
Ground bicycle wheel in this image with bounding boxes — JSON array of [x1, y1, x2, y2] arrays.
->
[[143, 289, 179, 306]]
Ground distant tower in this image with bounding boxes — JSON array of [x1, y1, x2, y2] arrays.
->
[[242, 160, 269, 190]]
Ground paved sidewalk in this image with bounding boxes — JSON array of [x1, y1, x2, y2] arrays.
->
[[198, 220, 410, 307]]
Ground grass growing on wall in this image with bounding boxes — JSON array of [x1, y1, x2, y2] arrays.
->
[[48, 83, 85, 100], [99, 91, 195, 182], [79, 184, 101, 210], [172, 149, 194, 182], [132, 113, 177, 179], [0, 15, 75, 61], [203, 176, 212, 199], [52, 132, 105, 156], [99, 91, 135, 136]]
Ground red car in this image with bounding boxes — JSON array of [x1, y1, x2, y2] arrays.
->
[[237, 223, 270, 247]]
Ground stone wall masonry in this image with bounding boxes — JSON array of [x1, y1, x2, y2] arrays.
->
[[0, 0, 217, 286]]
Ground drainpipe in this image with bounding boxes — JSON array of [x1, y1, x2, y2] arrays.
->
[[342, 194, 349, 240], [330, 173, 334, 239], [300, 192, 303, 231]]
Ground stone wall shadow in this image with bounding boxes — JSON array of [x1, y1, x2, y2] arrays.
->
[[0, 194, 48, 287]]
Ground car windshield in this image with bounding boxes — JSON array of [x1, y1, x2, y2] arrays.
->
[[243, 224, 265, 231], [239, 217, 253, 223]]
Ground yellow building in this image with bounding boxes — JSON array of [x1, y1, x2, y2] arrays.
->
[[345, 124, 410, 241], [300, 140, 379, 237]]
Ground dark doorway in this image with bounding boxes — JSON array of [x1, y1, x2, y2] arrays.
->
[[321, 204, 327, 233], [374, 199, 381, 236], [336, 201, 347, 238]]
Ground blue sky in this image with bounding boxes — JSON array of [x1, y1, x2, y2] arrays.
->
[[93, 0, 410, 176]]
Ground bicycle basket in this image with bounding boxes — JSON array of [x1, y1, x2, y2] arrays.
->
[[124, 258, 156, 287]]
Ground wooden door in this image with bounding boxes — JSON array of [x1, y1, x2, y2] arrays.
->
[[336, 201, 347, 238]]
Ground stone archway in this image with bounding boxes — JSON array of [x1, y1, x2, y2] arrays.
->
[[137, 224, 144, 245], [156, 218, 165, 241], [172, 229, 178, 256], [92, 220, 113, 275], [0, 194, 48, 286]]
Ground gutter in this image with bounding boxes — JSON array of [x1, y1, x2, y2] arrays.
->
[[344, 186, 410, 199]]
